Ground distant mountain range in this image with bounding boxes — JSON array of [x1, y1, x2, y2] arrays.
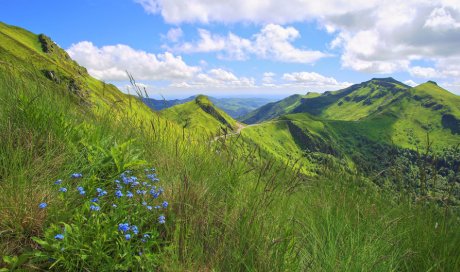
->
[[143, 96, 274, 118]]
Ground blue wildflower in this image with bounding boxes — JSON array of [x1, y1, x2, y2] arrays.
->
[[162, 201, 168, 208], [77, 187, 86, 195], [54, 234, 64, 240], [131, 225, 139, 235], [147, 206, 153, 210], [154, 205, 161, 210], [126, 191, 134, 198], [115, 179, 120, 184], [39, 202, 47, 209], [125, 234, 131, 240], [115, 190, 123, 198], [131, 181, 140, 187], [136, 190, 146, 195], [141, 234, 150, 243], [146, 174, 159, 182], [54, 179, 62, 185], [142, 201, 147, 206], [118, 223, 130, 233], [71, 173, 83, 179], [59, 187, 67, 193], [158, 215, 166, 224], [91, 198, 98, 203], [98, 190, 107, 197], [96, 188, 102, 193], [90, 205, 100, 211]]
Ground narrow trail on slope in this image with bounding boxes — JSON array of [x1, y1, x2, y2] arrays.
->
[[212, 122, 258, 141], [212, 120, 287, 141]]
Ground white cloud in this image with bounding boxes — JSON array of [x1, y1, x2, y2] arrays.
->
[[186, 68, 255, 89], [173, 29, 251, 60], [282, 72, 351, 88], [135, 0, 378, 24], [170, 24, 327, 63], [424, 7, 460, 30], [67, 41, 200, 81], [166, 28, 183, 42], [409, 66, 442, 78], [403, 80, 418, 87], [139, 0, 460, 78], [262, 72, 275, 83], [252, 24, 327, 63]]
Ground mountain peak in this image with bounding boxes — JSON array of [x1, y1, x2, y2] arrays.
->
[[195, 94, 213, 106], [371, 77, 396, 82], [427, 80, 438, 86]]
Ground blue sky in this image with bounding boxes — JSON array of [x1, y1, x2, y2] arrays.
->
[[2, 0, 460, 98]]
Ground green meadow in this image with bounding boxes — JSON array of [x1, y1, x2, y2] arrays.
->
[[1, 21, 460, 271]]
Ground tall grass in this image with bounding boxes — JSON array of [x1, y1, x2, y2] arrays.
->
[[1, 66, 460, 271]]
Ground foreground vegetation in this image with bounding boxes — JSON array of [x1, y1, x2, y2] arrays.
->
[[1, 22, 460, 271]]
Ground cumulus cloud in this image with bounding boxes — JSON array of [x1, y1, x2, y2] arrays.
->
[[172, 68, 255, 88], [409, 66, 442, 78], [170, 24, 327, 63], [282, 72, 352, 90], [67, 41, 200, 81], [134, 0, 378, 24], [138, 0, 460, 78]]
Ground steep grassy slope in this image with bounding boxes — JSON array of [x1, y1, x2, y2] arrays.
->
[[160, 95, 238, 135], [0, 22, 153, 120]]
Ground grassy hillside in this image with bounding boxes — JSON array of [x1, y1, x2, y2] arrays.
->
[[160, 95, 238, 135], [1, 22, 460, 271]]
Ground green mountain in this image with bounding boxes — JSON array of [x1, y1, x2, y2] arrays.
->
[[241, 78, 410, 123], [1, 22, 460, 271], [160, 95, 238, 134], [242, 78, 460, 149]]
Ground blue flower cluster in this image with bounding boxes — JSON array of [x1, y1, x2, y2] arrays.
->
[[112, 169, 168, 241], [118, 223, 149, 241], [47, 168, 168, 243]]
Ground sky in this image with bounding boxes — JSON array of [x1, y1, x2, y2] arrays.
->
[[1, 0, 460, 99]]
